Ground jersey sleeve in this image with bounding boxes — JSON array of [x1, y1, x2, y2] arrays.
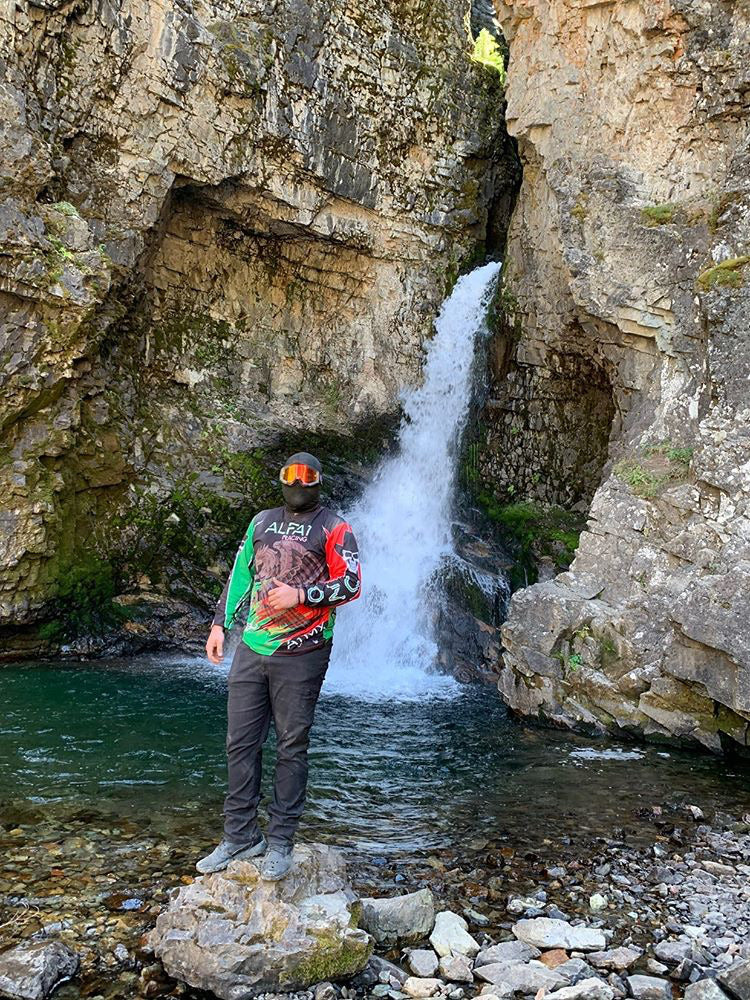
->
[[212, 516, 257, 629], [301, 520, 361, 609]]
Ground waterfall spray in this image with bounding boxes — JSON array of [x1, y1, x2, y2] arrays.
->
[[326, 261, 502, 700]]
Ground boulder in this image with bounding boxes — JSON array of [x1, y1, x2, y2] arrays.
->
[[719, 960, 750, 1000], [0, 942, 79, 1000], [146, 843, 372, 998], [407, 950, 439, 978], [626, 974, 672, 1000], [475, 959, 566, 994], [475, 941, 540, 968], [548, 978, 615, 1000], [360, 889, 435, 947], [512, 918, 606, 952], [429, 911, 479, 958]]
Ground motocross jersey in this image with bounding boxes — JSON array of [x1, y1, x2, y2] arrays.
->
[[213, 504, 361, 656]]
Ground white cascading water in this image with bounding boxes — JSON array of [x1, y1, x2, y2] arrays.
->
[[325, 261, 502, 700]]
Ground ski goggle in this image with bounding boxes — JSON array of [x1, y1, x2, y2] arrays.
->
[[279, 463, 321, 486]]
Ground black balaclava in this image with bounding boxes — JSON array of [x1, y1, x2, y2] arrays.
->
[[281, 451, 322, 514]]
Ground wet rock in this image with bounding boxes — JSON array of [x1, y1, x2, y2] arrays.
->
[[719, 960, 750, 1000], [685, 981, 731, 1000], [626, 975, 672, 1000], [401, 978, 441, 998], [146, 843, 372, 998], [475, 960, 567, 994], [407, 951, 439, 978], [475, 942, 540, 968], [438, 955, 473, 983], [360, 890, 435, 947], [512, 918, 606, 952], [547, 978, 615, 1000], [428, 912, 479, 958], [589, 948, 643, 971], [0, 941, 79, 1000]]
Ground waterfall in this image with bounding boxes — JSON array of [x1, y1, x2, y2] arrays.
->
[[325, 261, 502, 700]]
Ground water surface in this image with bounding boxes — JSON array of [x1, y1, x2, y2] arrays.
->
[[3, 654, 749, 857]]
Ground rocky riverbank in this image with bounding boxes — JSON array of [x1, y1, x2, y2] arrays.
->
[[1, 804, 749, 1000]]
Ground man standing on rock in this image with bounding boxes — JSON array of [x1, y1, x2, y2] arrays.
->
[[198, 452, 362, 880]]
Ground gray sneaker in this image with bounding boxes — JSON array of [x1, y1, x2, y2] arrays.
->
[[196, 833, 267, 874], [259, 844, 294, 881]]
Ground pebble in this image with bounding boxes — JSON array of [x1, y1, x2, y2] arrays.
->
[[512, 917, 606, 952], [429, 912, 479, 959], [588, 947, 642, 971], [401, 977, 441, 998], [626, 974, 672, 1000], [684, 981, 731, 1000], [546, 978, 615, 1000], [437, 955, 472, 983], [407, 951, 439, 978]]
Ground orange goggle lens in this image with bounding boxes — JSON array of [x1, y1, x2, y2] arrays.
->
[[279, 463, 320, 486]]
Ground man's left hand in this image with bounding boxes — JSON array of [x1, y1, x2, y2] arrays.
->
[[267, 578, 302, 611]]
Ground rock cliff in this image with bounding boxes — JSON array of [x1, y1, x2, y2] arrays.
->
[[489, 0, 750, 752], [0, 0, 515, 652]]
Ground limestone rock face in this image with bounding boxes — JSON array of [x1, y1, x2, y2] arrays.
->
[[0, 0, 514, 640], [145, 843, 373, 999], [489, 0, 750, 751]]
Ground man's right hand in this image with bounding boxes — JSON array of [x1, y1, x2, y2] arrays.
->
[[206, 624, 225, 664]]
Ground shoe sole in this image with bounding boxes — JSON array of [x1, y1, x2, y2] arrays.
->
[[196, 837, 267, 874]]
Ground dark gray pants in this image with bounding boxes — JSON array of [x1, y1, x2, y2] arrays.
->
[[223, 641, 329, 848]]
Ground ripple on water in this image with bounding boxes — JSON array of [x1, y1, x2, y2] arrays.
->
[[1, 657, 750, 857]]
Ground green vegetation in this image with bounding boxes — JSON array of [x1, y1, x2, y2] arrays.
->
[[53, 200, 80, 217], [614, 439, 693, 498], [39, 554, 129, 643], [571, 194, 588, 223], [478, 495, 585, 589], [641, 203, 677, 226], [471, 29, 507, 85], [599, 636, 618, 667], [486, 280, 522, 345], [644, 442, 693, 465], [212, 447, 280, 508], [696, 255, 750, 291], [614, 460, 666, 498], [111, 469, 272, 599]]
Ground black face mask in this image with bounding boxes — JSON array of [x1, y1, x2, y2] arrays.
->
[[282, 482, 321, 514]]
